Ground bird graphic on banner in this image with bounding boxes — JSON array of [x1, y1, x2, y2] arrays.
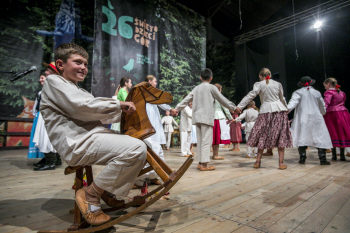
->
[[123, 59, 134, 73]]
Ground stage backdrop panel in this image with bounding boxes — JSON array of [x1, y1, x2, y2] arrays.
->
[[93, 0, 206, 109], [93, 0, 160, 98]]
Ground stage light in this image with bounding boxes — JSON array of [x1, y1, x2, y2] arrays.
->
[[314, 21, 323, 29]]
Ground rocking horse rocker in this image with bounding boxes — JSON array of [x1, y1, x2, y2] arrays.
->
[[38, 82, 193, 233]]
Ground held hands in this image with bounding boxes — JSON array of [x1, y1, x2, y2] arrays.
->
[[226, 119, 235, 124], [170, 108, 178, 116], [120, 101, 136, 114]]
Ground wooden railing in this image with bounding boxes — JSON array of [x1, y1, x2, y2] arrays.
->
[[0, 117, 33, 150]]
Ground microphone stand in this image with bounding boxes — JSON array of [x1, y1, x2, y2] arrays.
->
[[0, 70, 21, 86]]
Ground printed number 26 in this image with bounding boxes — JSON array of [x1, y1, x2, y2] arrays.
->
[[102, 6, 133, 39]]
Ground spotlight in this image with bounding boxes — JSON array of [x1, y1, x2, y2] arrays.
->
[[314, 21, 323, 29]]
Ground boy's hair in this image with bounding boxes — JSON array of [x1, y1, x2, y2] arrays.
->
[[201, 68, 213, 81], [54, 43, 89, 64], [145, 75, 156, 82]]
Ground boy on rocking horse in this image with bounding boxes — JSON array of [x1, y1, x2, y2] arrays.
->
[[40, 43, 147, 226]]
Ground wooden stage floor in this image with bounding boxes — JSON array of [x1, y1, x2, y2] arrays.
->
[[1, 145, 350, 233]]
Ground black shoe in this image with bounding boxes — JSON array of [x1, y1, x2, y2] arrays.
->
[[298, 146, 307, 164], [340, 148, 346, 161], [318, 148, 331, 165], [331, 148, 337, 161], [34, 164, 56, 171], [33, 158, 46, 167], [55, 154, 62, 166]]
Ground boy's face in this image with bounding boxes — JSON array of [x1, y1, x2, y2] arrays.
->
[[165, 111, 170, 116], [149, 78, 157, 87], [57, 54, 88, 84]]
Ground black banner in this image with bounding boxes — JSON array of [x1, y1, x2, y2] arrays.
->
[[93, 0, 159, 97]]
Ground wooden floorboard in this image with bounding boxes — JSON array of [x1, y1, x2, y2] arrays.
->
[[1, 146, 350, 232]]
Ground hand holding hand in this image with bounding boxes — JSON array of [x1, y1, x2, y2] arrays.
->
[[170, 108, 178, 116], [120, 101, 136, 114]]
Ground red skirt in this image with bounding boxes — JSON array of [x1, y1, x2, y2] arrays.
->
[[324, 110, 350, 147], [247, 111, 293, 149], [212, 119, 231, 145]]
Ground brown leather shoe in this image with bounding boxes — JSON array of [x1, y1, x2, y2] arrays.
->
[[253, 162, 260, 168], [346, 153, 350, 157], [198, 165, 215, 171], [75, 187, 110, 225], [101, 191, 125, 208], [150, 178, 162, 185], [212, 156, 225, 160], [279, 164, 287, 170], [182, 154, 190, 157]]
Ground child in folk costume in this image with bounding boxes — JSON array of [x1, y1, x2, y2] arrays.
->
[[179, 97, 192, 157], [28, 73, 46, 163], [229, 112, 242, 151], [134, 75, 178, 188], [161, 110, 179, 150], [287, 76, 332, 165], [236, 68, 292, 170], [176, 68, 237, 171], [323, 78, 350, 161], [212, 83, 234, 160], [40, 43, 147, 225], [234, 101, 259, 158], [31, 63, 62, 171], [110, 77, 133, 132]]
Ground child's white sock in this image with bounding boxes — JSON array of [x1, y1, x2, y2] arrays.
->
[[255, 154, 257, 157]]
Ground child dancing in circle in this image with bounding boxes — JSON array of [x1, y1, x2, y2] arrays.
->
[[236, 68, 292, 170], [323, 78, 350, 161]]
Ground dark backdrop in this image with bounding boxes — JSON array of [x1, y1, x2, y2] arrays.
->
[[235, 6, 350, 111]]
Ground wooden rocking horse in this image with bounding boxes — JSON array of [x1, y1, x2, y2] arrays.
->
[[38, 81, 193, 233]]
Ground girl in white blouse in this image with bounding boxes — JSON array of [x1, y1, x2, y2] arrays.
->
[[236, 68, 293, 170]]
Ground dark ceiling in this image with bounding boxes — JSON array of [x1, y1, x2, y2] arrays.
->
[[175, 0, 330, 38]]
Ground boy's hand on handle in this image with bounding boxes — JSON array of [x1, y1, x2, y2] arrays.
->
[[170, 109, 178, 116], [120, 101, 136, 114]]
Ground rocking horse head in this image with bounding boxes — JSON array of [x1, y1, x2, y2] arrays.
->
[[121, 81, 173, 140]]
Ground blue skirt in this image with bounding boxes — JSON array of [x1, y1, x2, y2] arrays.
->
[[27, 112, 44, 159]]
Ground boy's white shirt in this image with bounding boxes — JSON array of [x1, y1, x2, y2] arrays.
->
[[176, 82, 236, 126], [287, 86, 332, 148], [180, 106, 192, 132], [161, 115, 179, 133]]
